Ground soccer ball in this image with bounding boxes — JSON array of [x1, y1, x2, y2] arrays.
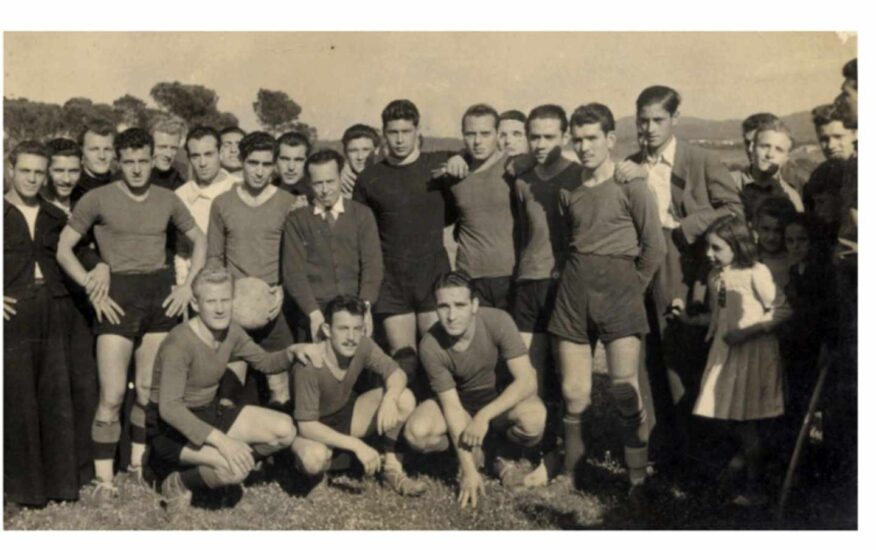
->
[[232, 277, 274, 330]]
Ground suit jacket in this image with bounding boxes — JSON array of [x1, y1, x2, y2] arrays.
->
[[628, 140, 743, 310], [628, 139, 743, 245]]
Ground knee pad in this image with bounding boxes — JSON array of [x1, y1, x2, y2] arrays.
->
[[610, 382, 640, 417], [392, 348, 419, 379]]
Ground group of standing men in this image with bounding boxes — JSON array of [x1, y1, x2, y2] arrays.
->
[[4, 58, 857, 517]]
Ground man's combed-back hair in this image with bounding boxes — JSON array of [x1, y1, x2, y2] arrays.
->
[[811, 103, 855, 130], [342, 124, 381, 149], [306, 148, 345, 173], [461, 103, 500, 130], [77, 119, 116, 146], [114, 127, 154, 157], [741, 112, 780, 135], [238, 131, 276, 161], [192, 266, 234, 300], [46, 137, 82, 161], [9, 140, 49, 166], [150, 115, 187, 138], [526, 104, 568, 133], [277, 131, 312, 155], [185, 125, 221, 154], [753, 119, 794, 149], [432, 270, 476, 298], [570, 103, 616, 134], [219, 126, 246, 140], [636, 85, 682, 115], [324, 294, 368, 322], [381, 99, 420, 127], [843, 58, 857, 84], [499, 110, 527, 124]]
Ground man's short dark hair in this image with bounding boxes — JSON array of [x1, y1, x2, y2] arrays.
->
[[461, 103, 499, 130], [812, 103, 855, 130], [570, 103, 615, 134], [342, 124, 381, 150], [77, 120, 115, 146], [754, 195, 798, 230], [843, 58, 857, 86], [636, 85, 682, 115], [433, 270, 476, 299], [219, 126, 246, 140], [526, 104, 568, 134], [114, 127, 154, 158], [742, 112, 780, 135], [324, 294, 368, 323], [306, 149, 345, 174], [185, 125, 221, 155], [238, 131, 276, 162], [499, 110, 527, 124], [9, 140, 49, 167], [277, 131, 312, 156], [46, 137, 82, 162], [381, 99, 420, 127]]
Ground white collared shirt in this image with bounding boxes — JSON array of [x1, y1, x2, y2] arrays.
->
[[175, 170, 239, 233], [644, 136, 681, 229], [313, 197, 345, 221]]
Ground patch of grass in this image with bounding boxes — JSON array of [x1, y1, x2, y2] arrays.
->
[[3, 346, 856, 530]]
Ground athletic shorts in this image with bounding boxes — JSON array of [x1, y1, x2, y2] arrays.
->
[[95, 268, 179, 339], [459, 386, 500, 418], [319, 391, 359, 436], [145, 399, 243, 482], [375, 251, 450, 316], [472, 276, 512, 311], [510, 278, 559, 333], [548, 254, 649, 345], [247, 308, 295, 351]]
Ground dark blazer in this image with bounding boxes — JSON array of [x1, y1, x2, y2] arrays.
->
[[4, 198, 70, 299], [628, 139, 743, 244]]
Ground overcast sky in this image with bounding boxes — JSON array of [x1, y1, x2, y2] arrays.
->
[[4, 32, 857, 140]]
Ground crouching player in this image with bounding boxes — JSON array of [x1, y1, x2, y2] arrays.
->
[[404, 272, 547, 509], [146, 266, 318, 515], [290, 295, 426, 497]]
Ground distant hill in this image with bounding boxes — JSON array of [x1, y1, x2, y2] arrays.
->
[[615, 110, 816, 145], [318, 110, 816, 158]]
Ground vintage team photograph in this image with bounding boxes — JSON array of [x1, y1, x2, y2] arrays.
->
[[1, 27, 860, 531]]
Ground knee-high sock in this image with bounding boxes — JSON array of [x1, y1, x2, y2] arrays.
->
[[130, 403, 147, 445], [92, 419, 122, 461], [611, 382, 649, 484], [563, 411, 586, 475]]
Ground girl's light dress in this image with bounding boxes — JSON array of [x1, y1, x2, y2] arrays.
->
[[693, 262, 785, 421]]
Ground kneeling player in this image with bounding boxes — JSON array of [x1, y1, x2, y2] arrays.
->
[[146, 267, 318, 515], [291, 295, 426, 497], [404, 272, 546, 509]]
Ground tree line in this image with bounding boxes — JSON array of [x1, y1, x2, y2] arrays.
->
[[3, 82, 316, 146]]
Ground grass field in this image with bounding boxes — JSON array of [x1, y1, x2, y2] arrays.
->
[[3, 359, 856, 531]]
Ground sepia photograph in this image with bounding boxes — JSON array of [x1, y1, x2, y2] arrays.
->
[[0, 6, 865, 535]]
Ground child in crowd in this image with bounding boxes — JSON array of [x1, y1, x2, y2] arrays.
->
[[780, 215, 837, 451], [693, 216, 786, 507], [753, 197, 797, 290]]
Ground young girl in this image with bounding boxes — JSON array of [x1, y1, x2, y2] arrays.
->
[[693, 216, 785, 507]]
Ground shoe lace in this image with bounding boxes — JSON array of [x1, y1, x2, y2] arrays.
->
[[90, 479, 119, 497]]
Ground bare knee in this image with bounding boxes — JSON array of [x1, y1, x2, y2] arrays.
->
[[561, 380, 591, 414], [135, 384, 151, 407], [97, 393, 125, 419], [404, 416, 436, 451], [397, 389, 416, 419], [275, 415, 297, 446], [295, 444, 332, 476], [514, 399, 547, 438]]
